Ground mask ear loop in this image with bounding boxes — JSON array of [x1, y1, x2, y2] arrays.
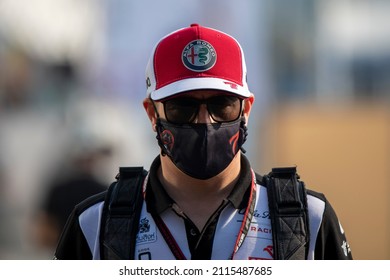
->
[[239, 118, 248, 154], [239, 99, 248, 153]]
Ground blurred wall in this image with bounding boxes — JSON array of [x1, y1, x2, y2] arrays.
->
[[259, 102, 390, 259]]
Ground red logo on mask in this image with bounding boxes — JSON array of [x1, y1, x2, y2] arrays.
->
[[229, 131, 240, 154], [160, 130, 174, 151]]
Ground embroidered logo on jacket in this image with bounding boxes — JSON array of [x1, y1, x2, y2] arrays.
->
[[136, 217, 157, 244]]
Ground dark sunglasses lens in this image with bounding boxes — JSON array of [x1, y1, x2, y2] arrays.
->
[[164, 96, 242, 124], [164, 98, 198, 124], [208, 96, 242, 122]]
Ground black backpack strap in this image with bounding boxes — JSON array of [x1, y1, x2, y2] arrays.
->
[[263, 167, 310, 260], [99, 166, 147, 259]]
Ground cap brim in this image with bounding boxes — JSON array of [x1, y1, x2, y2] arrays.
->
[[150, 77, 251, 101]]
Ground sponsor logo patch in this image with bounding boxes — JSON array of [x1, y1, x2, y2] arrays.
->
[[136, 217, 157, 244]]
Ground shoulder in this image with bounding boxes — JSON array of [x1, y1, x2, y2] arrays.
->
[[306, 188, 326, 201], [54, 190, 107, 260], [255, 171, 331, 224], [304, 187, 352, 259], [71, 190, 107, 216], [305, 188, 338, 220]]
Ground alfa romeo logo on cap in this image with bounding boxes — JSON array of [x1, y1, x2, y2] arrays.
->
[[182, 40, 217, 72]]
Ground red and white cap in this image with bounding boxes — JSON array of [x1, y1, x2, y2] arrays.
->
[[146, 23, 251, 101]]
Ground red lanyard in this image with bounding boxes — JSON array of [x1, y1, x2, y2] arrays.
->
[[145, 170, 257, 260], [151, 211, 187, 259], [230, 170, 257, 259]]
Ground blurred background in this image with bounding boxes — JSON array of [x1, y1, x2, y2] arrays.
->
[[0, 0, 389, 260]]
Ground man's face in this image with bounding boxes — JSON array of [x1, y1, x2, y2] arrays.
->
[[144, 90, 254, 132], [155, 89, 246, 124]]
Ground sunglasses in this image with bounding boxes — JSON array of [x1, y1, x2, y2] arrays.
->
[[162, 95, 243, 124]]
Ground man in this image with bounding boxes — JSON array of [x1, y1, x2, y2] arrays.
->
[[54, 23, 352, 260]]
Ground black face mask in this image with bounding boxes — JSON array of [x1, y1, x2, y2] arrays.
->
[[155, 117, 248, 180]]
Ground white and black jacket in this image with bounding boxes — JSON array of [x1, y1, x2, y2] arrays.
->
[[55, 156, 352, 260]]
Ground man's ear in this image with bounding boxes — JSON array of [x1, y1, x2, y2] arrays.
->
[[242, 93, 255, 123], [143, 98, 158, 132]]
